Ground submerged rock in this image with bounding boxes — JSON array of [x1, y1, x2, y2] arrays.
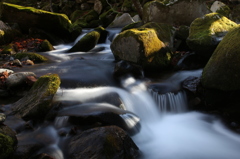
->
[[187, 13, 238, 58], [111, 28, 171, 70], [11, 73, 61, 121], [57, 103, 141, 135], [68, 125, 139, 159]]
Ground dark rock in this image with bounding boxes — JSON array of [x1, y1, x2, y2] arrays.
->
[[182, 76, 200, 94], [0, 113, 6, 124], [68, 125, 139, 159], [114, 60, 143, 79], [57, 103, 141, 135]]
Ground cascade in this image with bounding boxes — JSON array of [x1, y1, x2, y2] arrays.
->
[[5, 28, 240, 159]]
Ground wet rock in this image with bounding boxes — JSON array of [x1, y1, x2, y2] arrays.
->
[[11, 73, 61, 121], [99, 8, 118, 28], [68, 125, 139, 159], [6, 72, 37, 93], [142, 0, 210, 26], [186, 13, 238, 58], [72, 10, 99, 28], [113, 60, 143, 79], [111, 28, 171, 71], [0, 125, 18, 159], [182, 76, 200, 94], [57, 103, 141, 135], [68, 30, 100, 52], [108, 13, 135, 28], [94, 26, 108, 44]]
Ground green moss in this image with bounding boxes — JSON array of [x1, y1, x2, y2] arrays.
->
[[187, 13, 238, 56], [70, 10, 87, 22], [201, 25, 240, 91], [14, 52, 48, 63], [121, 21, 143, 32], [3, 2, 70, 21], [1, 44, 16, 54], [69, 31, 100, 52], [39, 39, 54, 52], [216, 4, 231, 18], [99, 8, 118, 27], [0, 133, 14, 159], [32, 74, 60, 96]]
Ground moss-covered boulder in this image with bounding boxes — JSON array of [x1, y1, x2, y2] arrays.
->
[[14, 52, 48, 63], [1, 3, 72, 43], [186, 13, 238, 58], [201, 25, 240, 91], [142, 0, 210, 26], [68, 30, 101, 52], [0, 125, 18, 159], [38, 39, 55, 52], [140, 22, 176, 51], [68, 126, 139, 159], [11, 73, 61, 121], [0, 21, 22, 45], [94, 26, 108, 43], [110, 28, 171, 70]]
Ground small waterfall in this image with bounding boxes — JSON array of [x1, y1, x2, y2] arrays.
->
[[148, 89, 187, 113], [54, 116, 69, 128]]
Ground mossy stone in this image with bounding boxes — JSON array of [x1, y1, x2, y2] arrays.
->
[[140, 22, 176, 51], [12, 73, 61, 121], [14, 52, 48, 63], [201, 25, 240, 91], [0, 125, 17, 159], [121, 21, 144, 32], [72, 10, 100, 28], [70, 10, 87, 22], [69, 31, 101, 52], [99, 8, 118, 27], [2, 3, 72, 40], [1, 44, 16, 55], [187, 13, 238, 57], [111, 28, 171, 70], [94, 26, 108, 43], [39, 39, 55, 52]]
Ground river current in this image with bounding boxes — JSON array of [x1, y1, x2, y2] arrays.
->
[[6, 29, 240, 159]]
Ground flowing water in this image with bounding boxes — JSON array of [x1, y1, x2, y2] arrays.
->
[[6, 29, 240, 159]]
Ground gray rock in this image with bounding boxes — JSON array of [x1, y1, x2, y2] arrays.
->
[[0, 113, 6, 124], [108, 13, 135, 28]]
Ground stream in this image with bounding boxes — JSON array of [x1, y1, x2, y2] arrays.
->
[[4, 28, 240, 159]]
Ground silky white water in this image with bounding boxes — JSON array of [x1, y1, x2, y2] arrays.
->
[[54, 75, 240, 159]]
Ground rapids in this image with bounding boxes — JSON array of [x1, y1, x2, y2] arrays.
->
[[6, 29, 240, 159]]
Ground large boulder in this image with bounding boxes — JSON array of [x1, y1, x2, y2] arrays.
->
[[142, 0, 210, 26], [110, 28, 172, 70], [11, 73, 61, 121], [201, 25, 240, 91], [1, 3, 73, 43], [186, 13, 238, 58], [68, 126, 139, 159]]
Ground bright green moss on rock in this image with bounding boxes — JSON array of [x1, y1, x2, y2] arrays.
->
[[12, 73, 61, 120], [201, 25, 240, 91], [14, 52, 48, 63], [111, 28, 171, 70], [69, 31, 101, 52], [39, 39, 55, 52], [187, 13, 238, 57]]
